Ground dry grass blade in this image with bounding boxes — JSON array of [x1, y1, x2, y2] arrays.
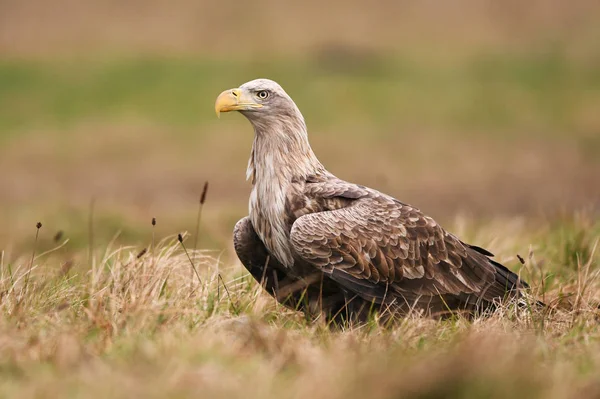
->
[[178, 233, 203, 286], [21, 222, 42, 301]]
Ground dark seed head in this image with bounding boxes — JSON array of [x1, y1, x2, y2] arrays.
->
[[516, 254, 525, 264], [53, 231, 64, 242], [151, 217, 156, 226], [200, 182, 209, 204], [136, 248, 148, 259], [177, 233, 183, 243], [36, 222, 42, 229]]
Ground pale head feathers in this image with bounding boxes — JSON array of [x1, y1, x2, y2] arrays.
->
[[234, 79, 326, 184]]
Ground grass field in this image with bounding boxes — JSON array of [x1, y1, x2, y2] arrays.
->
[[1, 217, 599, 398], [1, 1, 600, 397]]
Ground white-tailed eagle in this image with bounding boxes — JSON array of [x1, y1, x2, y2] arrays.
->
[[215, 78, 529, 321]]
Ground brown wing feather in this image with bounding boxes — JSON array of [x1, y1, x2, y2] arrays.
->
[[290, 186, 520, 306]]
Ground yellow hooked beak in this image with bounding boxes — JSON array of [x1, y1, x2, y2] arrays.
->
[[215, 88, 263, 118]]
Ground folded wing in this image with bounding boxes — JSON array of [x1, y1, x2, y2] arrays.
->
[[290, 193, 523, 309]]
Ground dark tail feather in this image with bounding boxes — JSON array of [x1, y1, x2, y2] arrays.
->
[[490, 259, 548, 309], [490, 259, 529, 290]]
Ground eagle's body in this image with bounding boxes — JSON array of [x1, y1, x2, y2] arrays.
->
[[216, 79, 527, 321]]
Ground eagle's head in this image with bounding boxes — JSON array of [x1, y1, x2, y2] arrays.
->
[[215, 78, 323, 183], [215, 79, 303, 129]]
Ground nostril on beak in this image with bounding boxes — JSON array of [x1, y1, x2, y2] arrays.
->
[[231, 90, 238, 97]]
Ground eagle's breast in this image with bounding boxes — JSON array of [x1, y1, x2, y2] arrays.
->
[[249, 169, 297, 268]]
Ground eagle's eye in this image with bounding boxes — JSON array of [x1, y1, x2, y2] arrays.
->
[[256, 90, 269, 100]]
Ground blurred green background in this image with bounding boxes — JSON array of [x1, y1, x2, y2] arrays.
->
[[1, 0, 599, 254]]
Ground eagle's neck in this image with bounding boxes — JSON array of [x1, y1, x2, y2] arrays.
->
[[246, 114, 325, 267], [246, 116, 324, 184]]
